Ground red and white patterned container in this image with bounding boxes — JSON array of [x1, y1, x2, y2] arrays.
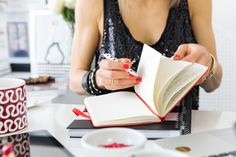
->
[[0, 133, 30, 157], [0, 78, 28, 136]]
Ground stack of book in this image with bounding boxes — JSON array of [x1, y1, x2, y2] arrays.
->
[[67, 101, 192, 139]]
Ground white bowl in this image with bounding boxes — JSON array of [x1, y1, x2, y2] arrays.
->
[[81, 128, 146, 157], [125, 149, 189, 157]]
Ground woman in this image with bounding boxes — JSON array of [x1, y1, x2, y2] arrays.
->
[[70, 0, 222, 109]]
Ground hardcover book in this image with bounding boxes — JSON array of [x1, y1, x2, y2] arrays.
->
[[84, 45, 207, 127], [67, 101, 192, 139]]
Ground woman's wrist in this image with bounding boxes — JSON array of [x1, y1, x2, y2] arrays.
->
[[81, 68, 110, 95], [89, 68, 102, 95], [205, 53, 217, 81], [81, 71, 91, 94]]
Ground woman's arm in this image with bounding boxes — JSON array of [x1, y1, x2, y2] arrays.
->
[[69, 0, 139, 94], [174, 0, 222, 93], [190, 0, 222, 92], [69, 0, 101, 94]]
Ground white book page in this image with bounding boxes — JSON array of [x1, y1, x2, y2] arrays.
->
[[85, 92, 159, 126], [162, 63, 208, 113], [135, 45, 191, 114], [154, 58, 191, 113], [134, 45, 161, 114]]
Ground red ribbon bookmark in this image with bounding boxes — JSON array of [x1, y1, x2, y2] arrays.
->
[[72, 108, 90, 119]]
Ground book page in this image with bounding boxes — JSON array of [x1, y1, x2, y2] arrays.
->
[[135, 45, 192, 115], [85, 92, 160, 126], [161, 63, 208, 115], [134, 45, 162, 114], [153, 58, 192, 113]]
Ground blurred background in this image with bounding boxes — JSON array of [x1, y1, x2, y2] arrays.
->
[[0, 0, 235, 111]]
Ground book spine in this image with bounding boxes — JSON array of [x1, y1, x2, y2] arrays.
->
[[179, 98, 192, 135]]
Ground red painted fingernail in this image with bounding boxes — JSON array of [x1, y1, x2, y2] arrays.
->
[[136, 77, 142, 83], [123, 63, 129, 69], [129, 74, 135, 78], [174, 54, 181, 59]]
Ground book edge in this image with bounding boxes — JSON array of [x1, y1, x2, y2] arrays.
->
[[161, 65, 208, 118]]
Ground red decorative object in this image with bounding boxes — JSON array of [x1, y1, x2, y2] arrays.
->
[[2, 144, 14, 156], [0, 133, 30, 157], [0, 84, 28, 135]]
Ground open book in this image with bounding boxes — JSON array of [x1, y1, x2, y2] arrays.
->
[[85, 45, 208, 127]]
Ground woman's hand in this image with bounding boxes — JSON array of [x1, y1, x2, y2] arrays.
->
[[96, 58, 142, 91], [173, 44, 213, 85]]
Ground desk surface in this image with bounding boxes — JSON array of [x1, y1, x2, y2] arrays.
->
[[2, 73, 236, 156], [24, 103, 236, 157]]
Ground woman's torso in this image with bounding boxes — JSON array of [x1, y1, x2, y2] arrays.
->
[[95, 0, 199, 109]]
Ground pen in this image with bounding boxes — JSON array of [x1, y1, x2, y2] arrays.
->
[[103, 54, 139, 77]]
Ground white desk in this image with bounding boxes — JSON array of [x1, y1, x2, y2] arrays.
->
[[2, 72, 236, 156], [25, 103, 236, 157]]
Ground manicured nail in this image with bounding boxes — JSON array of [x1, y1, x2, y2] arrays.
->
[[129, 73, 135, 78], [174, 54, 181, 59], [123, 63, 130, 69], [136, 77, 142, 83]]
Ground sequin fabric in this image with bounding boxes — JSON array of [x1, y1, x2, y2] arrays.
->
[[95, 0, 199, 109]]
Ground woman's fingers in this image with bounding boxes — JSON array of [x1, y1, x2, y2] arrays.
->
[[173, 43, 214, 86], [105, 83, 137, 91], [97, 70, 142, 91], [173, 44, 190, 60], [102, 77, 141, 87], [118, 58, 132, 63], [96, 58, 141, 90], [103, 78, 141, 91], [99, 58, 132, 70], [97, 69, 132, 79], [181, 54, 197, 63], [174, 44, 212, 66]]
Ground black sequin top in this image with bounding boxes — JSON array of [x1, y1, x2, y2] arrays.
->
[[95, 0, 199, 109]]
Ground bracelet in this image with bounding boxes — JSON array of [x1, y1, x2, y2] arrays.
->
[[206, 53, 217, 80], [81, 71, 91, 94], [87, 67, 110, 95], [89, 68, 102, 95], [88, 69, 95, 95]]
